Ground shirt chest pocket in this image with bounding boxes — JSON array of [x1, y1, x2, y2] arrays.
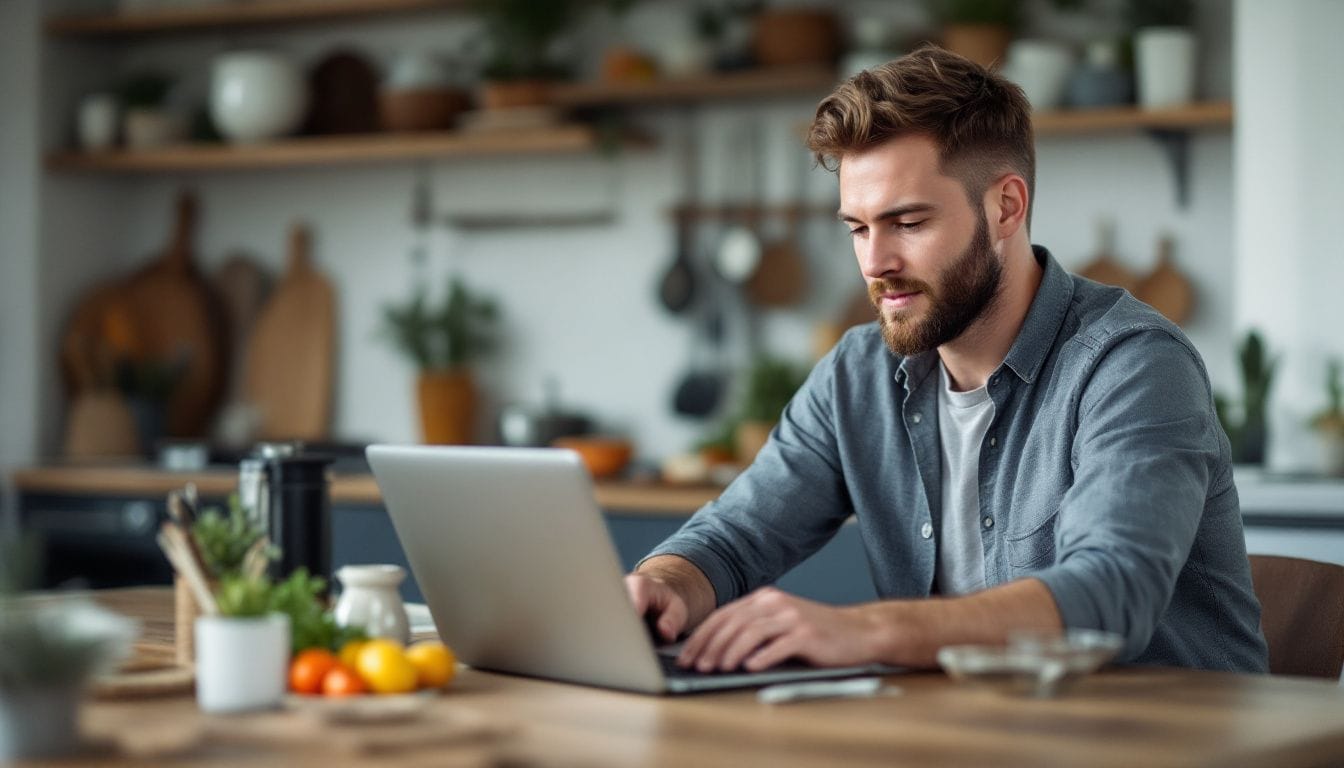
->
[[1005, 511, 1058, 573]]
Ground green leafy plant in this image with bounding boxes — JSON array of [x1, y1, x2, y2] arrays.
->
[[926, 0, 1023, 28], [1126, 0, 1194, 29], [474, 0, 578, 80], [192, 495, 276, 580], [0, 536, 135, 690], [380, 276, 501, 371], [215, 569, 365, 654], [1310, 359, 1344, 435], [740, 356, 808, 423], [1215, 330, 1276, 464]]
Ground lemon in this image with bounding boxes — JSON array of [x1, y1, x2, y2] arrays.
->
[[338, 639, 366, 670], [405, 641, 457, 689], [354, 638, 417, 694]]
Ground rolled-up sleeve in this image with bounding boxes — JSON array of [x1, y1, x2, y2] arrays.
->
[[640, 343, 855, 606], [1033, 330, 1221, 660]]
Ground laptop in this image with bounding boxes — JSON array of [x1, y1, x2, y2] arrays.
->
[[366, 444, 899, 694]]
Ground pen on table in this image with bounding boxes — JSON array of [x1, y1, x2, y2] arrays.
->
[[756, 677, 897, 705]]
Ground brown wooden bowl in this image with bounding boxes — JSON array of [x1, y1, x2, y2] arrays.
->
[[378, 88, 468, 132], [752, 9, 840, 68], [552, 436, 634, 479]]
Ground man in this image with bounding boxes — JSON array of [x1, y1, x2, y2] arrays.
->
[[626, 46, 1268, 674]]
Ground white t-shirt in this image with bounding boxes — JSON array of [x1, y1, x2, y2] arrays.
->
[[935, 362, 994, 595]]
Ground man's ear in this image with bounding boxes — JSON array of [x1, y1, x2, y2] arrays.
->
[[985, 173, 1029, 240]]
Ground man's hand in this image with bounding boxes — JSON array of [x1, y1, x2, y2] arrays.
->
[[625, 555, 717, 643], [676, 587, 884, 672]]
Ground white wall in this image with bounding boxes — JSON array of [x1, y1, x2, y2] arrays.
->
[[1233, 0, 1344, 473], [14, 0, 1241, 465]]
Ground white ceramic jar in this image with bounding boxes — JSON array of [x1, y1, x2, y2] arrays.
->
[[194, 613, 290, 713], [333, 564, 411, 645], [1134, 27, 1197, 108], [210, 50, 308, 144], [1002, 40, 1075, 112]]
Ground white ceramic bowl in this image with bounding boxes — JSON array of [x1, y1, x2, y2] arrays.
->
[[210, 51, 308, 144], [937, 629, 1123, 697]]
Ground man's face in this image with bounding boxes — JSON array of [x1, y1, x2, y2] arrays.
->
[[838, 135, 1003, 357]]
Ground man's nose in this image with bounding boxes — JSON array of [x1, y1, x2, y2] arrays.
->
[[858, 234, 904, 280]]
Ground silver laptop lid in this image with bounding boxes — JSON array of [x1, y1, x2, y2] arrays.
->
[[367, 444, 667, 693]]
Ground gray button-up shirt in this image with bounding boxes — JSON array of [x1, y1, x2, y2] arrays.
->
[[647, 247, 1268, 672]]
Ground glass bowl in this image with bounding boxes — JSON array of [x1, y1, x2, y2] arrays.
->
[[936, 629, 1124, 698]]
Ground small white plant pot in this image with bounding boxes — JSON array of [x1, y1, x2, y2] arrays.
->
[[334, 564, 410, 645], [77, 93, 119, 151], [195, 613, 290, 713], [1135, 27, 1197, 108], [210, 50, 308, 144]]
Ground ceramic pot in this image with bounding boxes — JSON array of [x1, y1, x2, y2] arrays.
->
[[210, 51, 308, 143], [417, 368, 476, 445], [942, 24, 1012, 70], [1002, 40, 1075, 112], [734, 420, 775, 466], [334, 565, 410, 644], [1134, 27, 1197, 108], [0, 685, 82, 761], [123, 108, 182, 150], [78, 93, 119, 151], [195, 613, 290, 713]]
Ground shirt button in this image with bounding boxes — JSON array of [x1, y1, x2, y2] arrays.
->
[[989, 436, 997, 447], [991, 374, 1000, 385], [982, 516, 994, 530], [912, 413, 922, 424], [920, 522, 933, 539]]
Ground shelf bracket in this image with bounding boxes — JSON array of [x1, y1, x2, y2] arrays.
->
[[1147, 128, 1192, 209]]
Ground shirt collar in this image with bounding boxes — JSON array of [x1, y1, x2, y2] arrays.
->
[[896, 245, 1073, 389]]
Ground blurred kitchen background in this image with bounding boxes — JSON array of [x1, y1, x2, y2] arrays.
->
[[1, 0, 1341, 545]]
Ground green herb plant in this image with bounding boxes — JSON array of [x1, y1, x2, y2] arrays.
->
[[215, 569, 365, 655], [1214, 330, 1276, 464], [379, 276, 500, 372], [191, 495, 276, 579], [474, 0, 577, 81], [1310, 359, 1344, 435]]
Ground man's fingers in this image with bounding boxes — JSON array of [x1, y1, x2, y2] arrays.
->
[[719, 618, 784, 671], [743, 631, 802, 672], [626, 574, 688, 642], [623, 574, 653, 615]]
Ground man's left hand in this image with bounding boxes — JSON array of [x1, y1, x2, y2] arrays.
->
[[676, 587, 881, 672]]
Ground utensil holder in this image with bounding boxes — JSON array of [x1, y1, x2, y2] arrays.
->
[[174, 575, 217, 667]]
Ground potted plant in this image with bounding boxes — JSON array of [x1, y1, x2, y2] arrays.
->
[[473, 0, 577, 109], [0, 537, 137, 761], [1309, 359, 1344, 476], [118, 71, 181, 150], [733, 356, 807, 465], [380, 276, 501, 445], [1215, 330, 1277, 466], [926, 0, 1022, 69], [1127, 0, 1197, 108]]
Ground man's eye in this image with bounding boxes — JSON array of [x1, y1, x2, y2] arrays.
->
[[895, 220, 925, 231], [848, 226, 868, 237]]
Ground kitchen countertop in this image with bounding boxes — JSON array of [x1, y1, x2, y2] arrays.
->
[[10, 464, 723, 517], [12, 464, 1343, 521]]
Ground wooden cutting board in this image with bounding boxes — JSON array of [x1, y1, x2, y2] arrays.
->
[[1135, 237, 1195, 325], [244, 223, 335, 441], [119, 191, 225, 438], [211, 253, 272, 402]]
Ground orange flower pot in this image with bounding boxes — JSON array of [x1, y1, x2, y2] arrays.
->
[[417, 369, 476, 445]]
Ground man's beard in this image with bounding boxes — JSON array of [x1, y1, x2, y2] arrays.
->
[[868, 213, 1002, 357]]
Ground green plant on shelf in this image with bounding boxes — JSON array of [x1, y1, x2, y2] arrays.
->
[[379, 275, 500, 372]]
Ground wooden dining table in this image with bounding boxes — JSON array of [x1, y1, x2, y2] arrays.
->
[[44, 587, 1344, 767]]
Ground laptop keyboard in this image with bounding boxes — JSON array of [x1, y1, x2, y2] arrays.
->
[[657, 650, 811, 678]]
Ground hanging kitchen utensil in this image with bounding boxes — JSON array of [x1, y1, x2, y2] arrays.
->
[[243, 223, 336, 441], [1077, 217, 1138, 292], [672, 302, 726, 418], [658, 114, 700, 315], [747, 141, 809, 307], [1135, 235, 1195, 325], [118, 190, 225, 438]]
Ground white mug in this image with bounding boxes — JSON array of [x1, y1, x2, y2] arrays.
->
[[195, 613, 290, 713], [78, 93, 119, 151]]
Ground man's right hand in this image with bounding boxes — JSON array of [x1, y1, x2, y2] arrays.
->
[[625, 555, 716, 644], [624, 572, 690, 643]]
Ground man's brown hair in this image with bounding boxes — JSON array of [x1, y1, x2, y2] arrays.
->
[[806, 45, 1036, 224]]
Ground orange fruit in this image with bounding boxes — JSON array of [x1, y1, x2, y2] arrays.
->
[[321, 663, 368, 697], [289, 648, 339, 695], [405, 641, 456, 689], [354, 639, 417, 694]]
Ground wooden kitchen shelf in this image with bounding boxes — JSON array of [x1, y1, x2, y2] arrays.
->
[[44, 125, 621, 173], [550, 66, 839, 108], [45, 0, 463, 37], [1033, 101, 1233, 135]]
